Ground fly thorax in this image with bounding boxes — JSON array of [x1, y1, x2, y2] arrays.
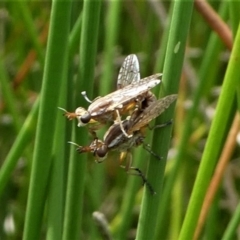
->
[[138, 92, 157, 110], [144, 92, 157, 107]]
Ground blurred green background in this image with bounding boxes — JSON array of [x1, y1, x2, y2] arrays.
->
[[0, 1, 239, 240]]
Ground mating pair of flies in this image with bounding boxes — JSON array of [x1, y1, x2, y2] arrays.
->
[[60, 54, 177, 194]]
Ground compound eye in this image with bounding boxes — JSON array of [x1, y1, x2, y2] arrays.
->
[[80, 113, 91, 124], [96, 145, 108, 158], [74, 107, 90, 126]]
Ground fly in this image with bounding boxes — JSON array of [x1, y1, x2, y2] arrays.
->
[[60, 54, 161, 138]]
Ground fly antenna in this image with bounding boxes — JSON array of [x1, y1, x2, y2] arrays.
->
[[58, 107, 68, 113], [68, 141, 80, 147], [81, 91, 93, 103]]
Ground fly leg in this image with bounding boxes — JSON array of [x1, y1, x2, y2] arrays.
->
[[142, 143, 162, 161], [129, 167, 156, 195], [119, 152, 156, 195], [87, 121, 105, 140], [148, 119, 173, 130], [143, 120, 172, 160], [88, 128, 98, 140], [115, 109, 133, 138]]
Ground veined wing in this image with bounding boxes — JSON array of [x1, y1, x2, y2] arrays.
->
[[89, 74, 162, 116], [128, 94, 177, 133], [117, 54, 140, 89]]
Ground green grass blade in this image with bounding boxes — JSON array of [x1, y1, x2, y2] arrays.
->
[[0, 10, 82, 203], [3, 2, 240, 239], [0, 98, 39, 196], [69, 13, 82, 58], [46, 55, 69, 240], [154, 3, 173, 74], [16, 1, 45, 65], [0, 58, 21, 131], [100, 0, 121, 95], [222, 200, 240, 240], [62, 1, 102, 239], [23, 2, 72, 239], [229, 1, 240, 36], [155, 2, 228, 238], [111, 148, 148, 240], [135, 1, 194, 239], [178, 23, 240, 240]]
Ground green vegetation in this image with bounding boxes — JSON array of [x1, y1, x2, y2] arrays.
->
[[0, 1, 239, 239]]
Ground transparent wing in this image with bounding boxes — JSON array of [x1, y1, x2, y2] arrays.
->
[[117, 54, 140, 89], [128, 94, 178, 133], [89, 74, 161, 114]]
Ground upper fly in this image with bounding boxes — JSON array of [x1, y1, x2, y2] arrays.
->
[[61, 54, 161, 138]]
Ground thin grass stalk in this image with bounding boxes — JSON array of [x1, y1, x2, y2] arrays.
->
[[23, 1, 72, 239], [64, 13, 83, 169], [153, 2, 173, 74], [0, 98, 39, 196], [89, 1, 122, 216], [85, 156, 105, 210], [111, 176, 139, 240], [141, 8, 160, 75], [80, 150, 106, 238], [69, 13, 82, 58], [155, 2, 229, 238], [0, 12, 82, 201], [178, 23, 240, 240], [194, 0, 232, 50], [109, 52, 164, 238], [46, 55, 69, 239], [204, 192, 219, 239], [238, 88, 240, 111], [100, 0, 121, 95], [16, 1, 45, 65], [110, 64, 164, 235], [228, 1, 240, 36], [136, 1, 194, 239], [62, 1, 101, 239], [222, 200, 240, 240], [111, 147, 148, 240], [0, 58, 21, 131], [169, 168, 183, 240], [110, 31, 170, 236], [77, 1, 101, 95], [194, 112, 240, 239]]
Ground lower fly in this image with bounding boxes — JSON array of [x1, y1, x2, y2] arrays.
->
[[70, 139, 156, 195]]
